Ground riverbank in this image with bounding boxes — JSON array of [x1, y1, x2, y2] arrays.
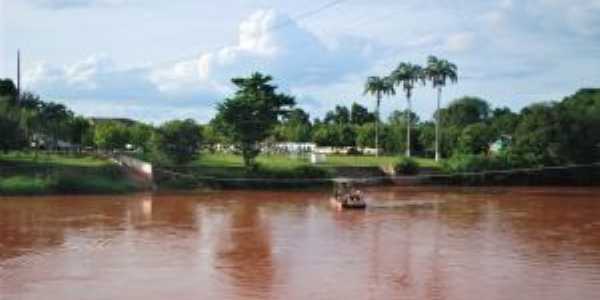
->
[[155, 155, 600, 189], [0, 152, 141, 195], [154, 153, 436, 189], [3, 152, 598, 194]]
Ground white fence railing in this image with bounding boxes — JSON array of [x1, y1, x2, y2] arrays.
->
[[113, 155, 153, 180]]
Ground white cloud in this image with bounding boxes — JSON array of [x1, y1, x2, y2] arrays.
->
[[25, 54, 122, 93], [22, 9, 375, 122], [499, 0, 513, 9], [8, 1, 600, 124], [445, 32, 475, 52], [150, 9, 374, 94], [26, 0, 132, 9]]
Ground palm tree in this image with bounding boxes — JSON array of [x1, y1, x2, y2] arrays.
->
[[424, 56, 458, 161], [364, 76, 395, 156], [390, 63, 424, 157]]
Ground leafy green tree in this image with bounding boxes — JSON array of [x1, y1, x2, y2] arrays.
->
[[39, 102, 73, 149], [424, 55, 458, 161], [364, 76, 395, 156], [513, 103, 562, 165], [418, 122, 436, 157], [350, 102, 375, 125], [128, 123, 154, 152], [94, 122, 130, 151], [152, 119, 202, 165], [356, 122, 376, 148], [418, 121, 461, 158], [68, 116, 91, 148], [312, 124, 338, 147], [274, 108, 312, 142], [457, 123, 495, 154], [0, 115, 26, 152], [337, 124, 356, 147], [203, 117, 232, 152], [390, 62, 424, 157], [489, 107, 519, 137], [311, 124, 355, 147], [0, 85, 29, 151], [554, 89, 600, 163], [0, 79, 17, 105], [440, 96, 490, 127], [324, 105, 350, 125], [216, 72, 295, 168], [16, 92, 43, 142]]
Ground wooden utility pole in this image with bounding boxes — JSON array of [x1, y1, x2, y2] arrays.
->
[[17, 49, 21, 102]]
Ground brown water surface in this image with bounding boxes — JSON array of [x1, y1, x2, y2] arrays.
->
[[1, 187, 600, 300]]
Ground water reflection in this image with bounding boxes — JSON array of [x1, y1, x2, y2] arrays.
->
[[213, 200, 275, 299], [1, 187, 600, 299], [127, 195, 153, 225]]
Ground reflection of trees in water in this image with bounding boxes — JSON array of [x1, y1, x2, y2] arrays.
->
[[213, 200, 275, 299], [130, 194, 199, 233], [126, 195, 153, 226], [0, 199, 65, 261], [424, 205, 449, 300], [0, 195, 131, 261], [494, 190, 600, 267]]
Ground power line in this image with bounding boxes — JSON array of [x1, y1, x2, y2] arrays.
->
[[150, 0, 353, 69], [269, 0, 351, 31]]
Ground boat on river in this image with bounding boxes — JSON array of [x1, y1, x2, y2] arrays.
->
[[331, 182, 366, 210]]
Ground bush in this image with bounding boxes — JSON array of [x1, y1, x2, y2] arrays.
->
[[442, 153, 523, 173], [0, 176, 49, 195], [52, 173, 137, 194], [346, 147, 362, 155], [394, 157, 419, 175], [442, 154, 485, 173], [292, 165, 330, 178], [245, 164, 330, 179]]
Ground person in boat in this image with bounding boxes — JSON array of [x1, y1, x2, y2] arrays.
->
[[335, 182, 352, 204], [349, 187, 362, 203]]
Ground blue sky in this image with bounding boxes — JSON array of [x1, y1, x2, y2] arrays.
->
[[1, 0, 599, 124]]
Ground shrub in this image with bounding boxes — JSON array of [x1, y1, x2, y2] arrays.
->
[[346, 147, 362, 155], [246, 164, 330, 179], [292, 165, 330, 178], [157, 176, 198, 189], [394, 157, 419, 175], [52, 173, 136, 194], [442, 153, 524, 174], [442, 154, 486, 173], [0, 176, 49, 195]]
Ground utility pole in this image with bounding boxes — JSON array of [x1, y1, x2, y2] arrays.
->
[[17, 49, 21, 102]]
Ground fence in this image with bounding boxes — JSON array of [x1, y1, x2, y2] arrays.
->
[[113, 154, 153, 181], [155, 163, 600, 189]]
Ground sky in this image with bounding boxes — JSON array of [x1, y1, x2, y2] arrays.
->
[[1, 0, 599, 124]]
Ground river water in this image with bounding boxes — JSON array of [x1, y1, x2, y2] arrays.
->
[[1, 187, 600, 300]]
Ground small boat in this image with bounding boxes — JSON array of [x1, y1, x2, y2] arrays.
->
[[331, 182, 366, 210]]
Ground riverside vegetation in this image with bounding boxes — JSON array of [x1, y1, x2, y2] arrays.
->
[[0, 152, 138, 195], [1, 55, 600, 193]]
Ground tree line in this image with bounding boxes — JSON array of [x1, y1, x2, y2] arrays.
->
[[2, 70, 599, 170]]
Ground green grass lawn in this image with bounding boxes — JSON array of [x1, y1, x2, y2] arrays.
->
[[192, 152, 438, 169], [320, 155, 439, 168], [0, 151, 110, 168], [0, 152, 137, 195], [154, 153, 439, 187]]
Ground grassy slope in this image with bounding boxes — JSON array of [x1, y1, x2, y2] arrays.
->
[[0, 152, 109, 167], [192, 153, 438, 169], [0, 152, 137, 195]]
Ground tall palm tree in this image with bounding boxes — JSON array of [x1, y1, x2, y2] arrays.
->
[[390, 63, 424, 157], [364, 76, 395, 156], [424, 56, 458, 161]]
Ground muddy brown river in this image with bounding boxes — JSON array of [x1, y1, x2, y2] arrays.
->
[[1, 187, 600, 300]]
